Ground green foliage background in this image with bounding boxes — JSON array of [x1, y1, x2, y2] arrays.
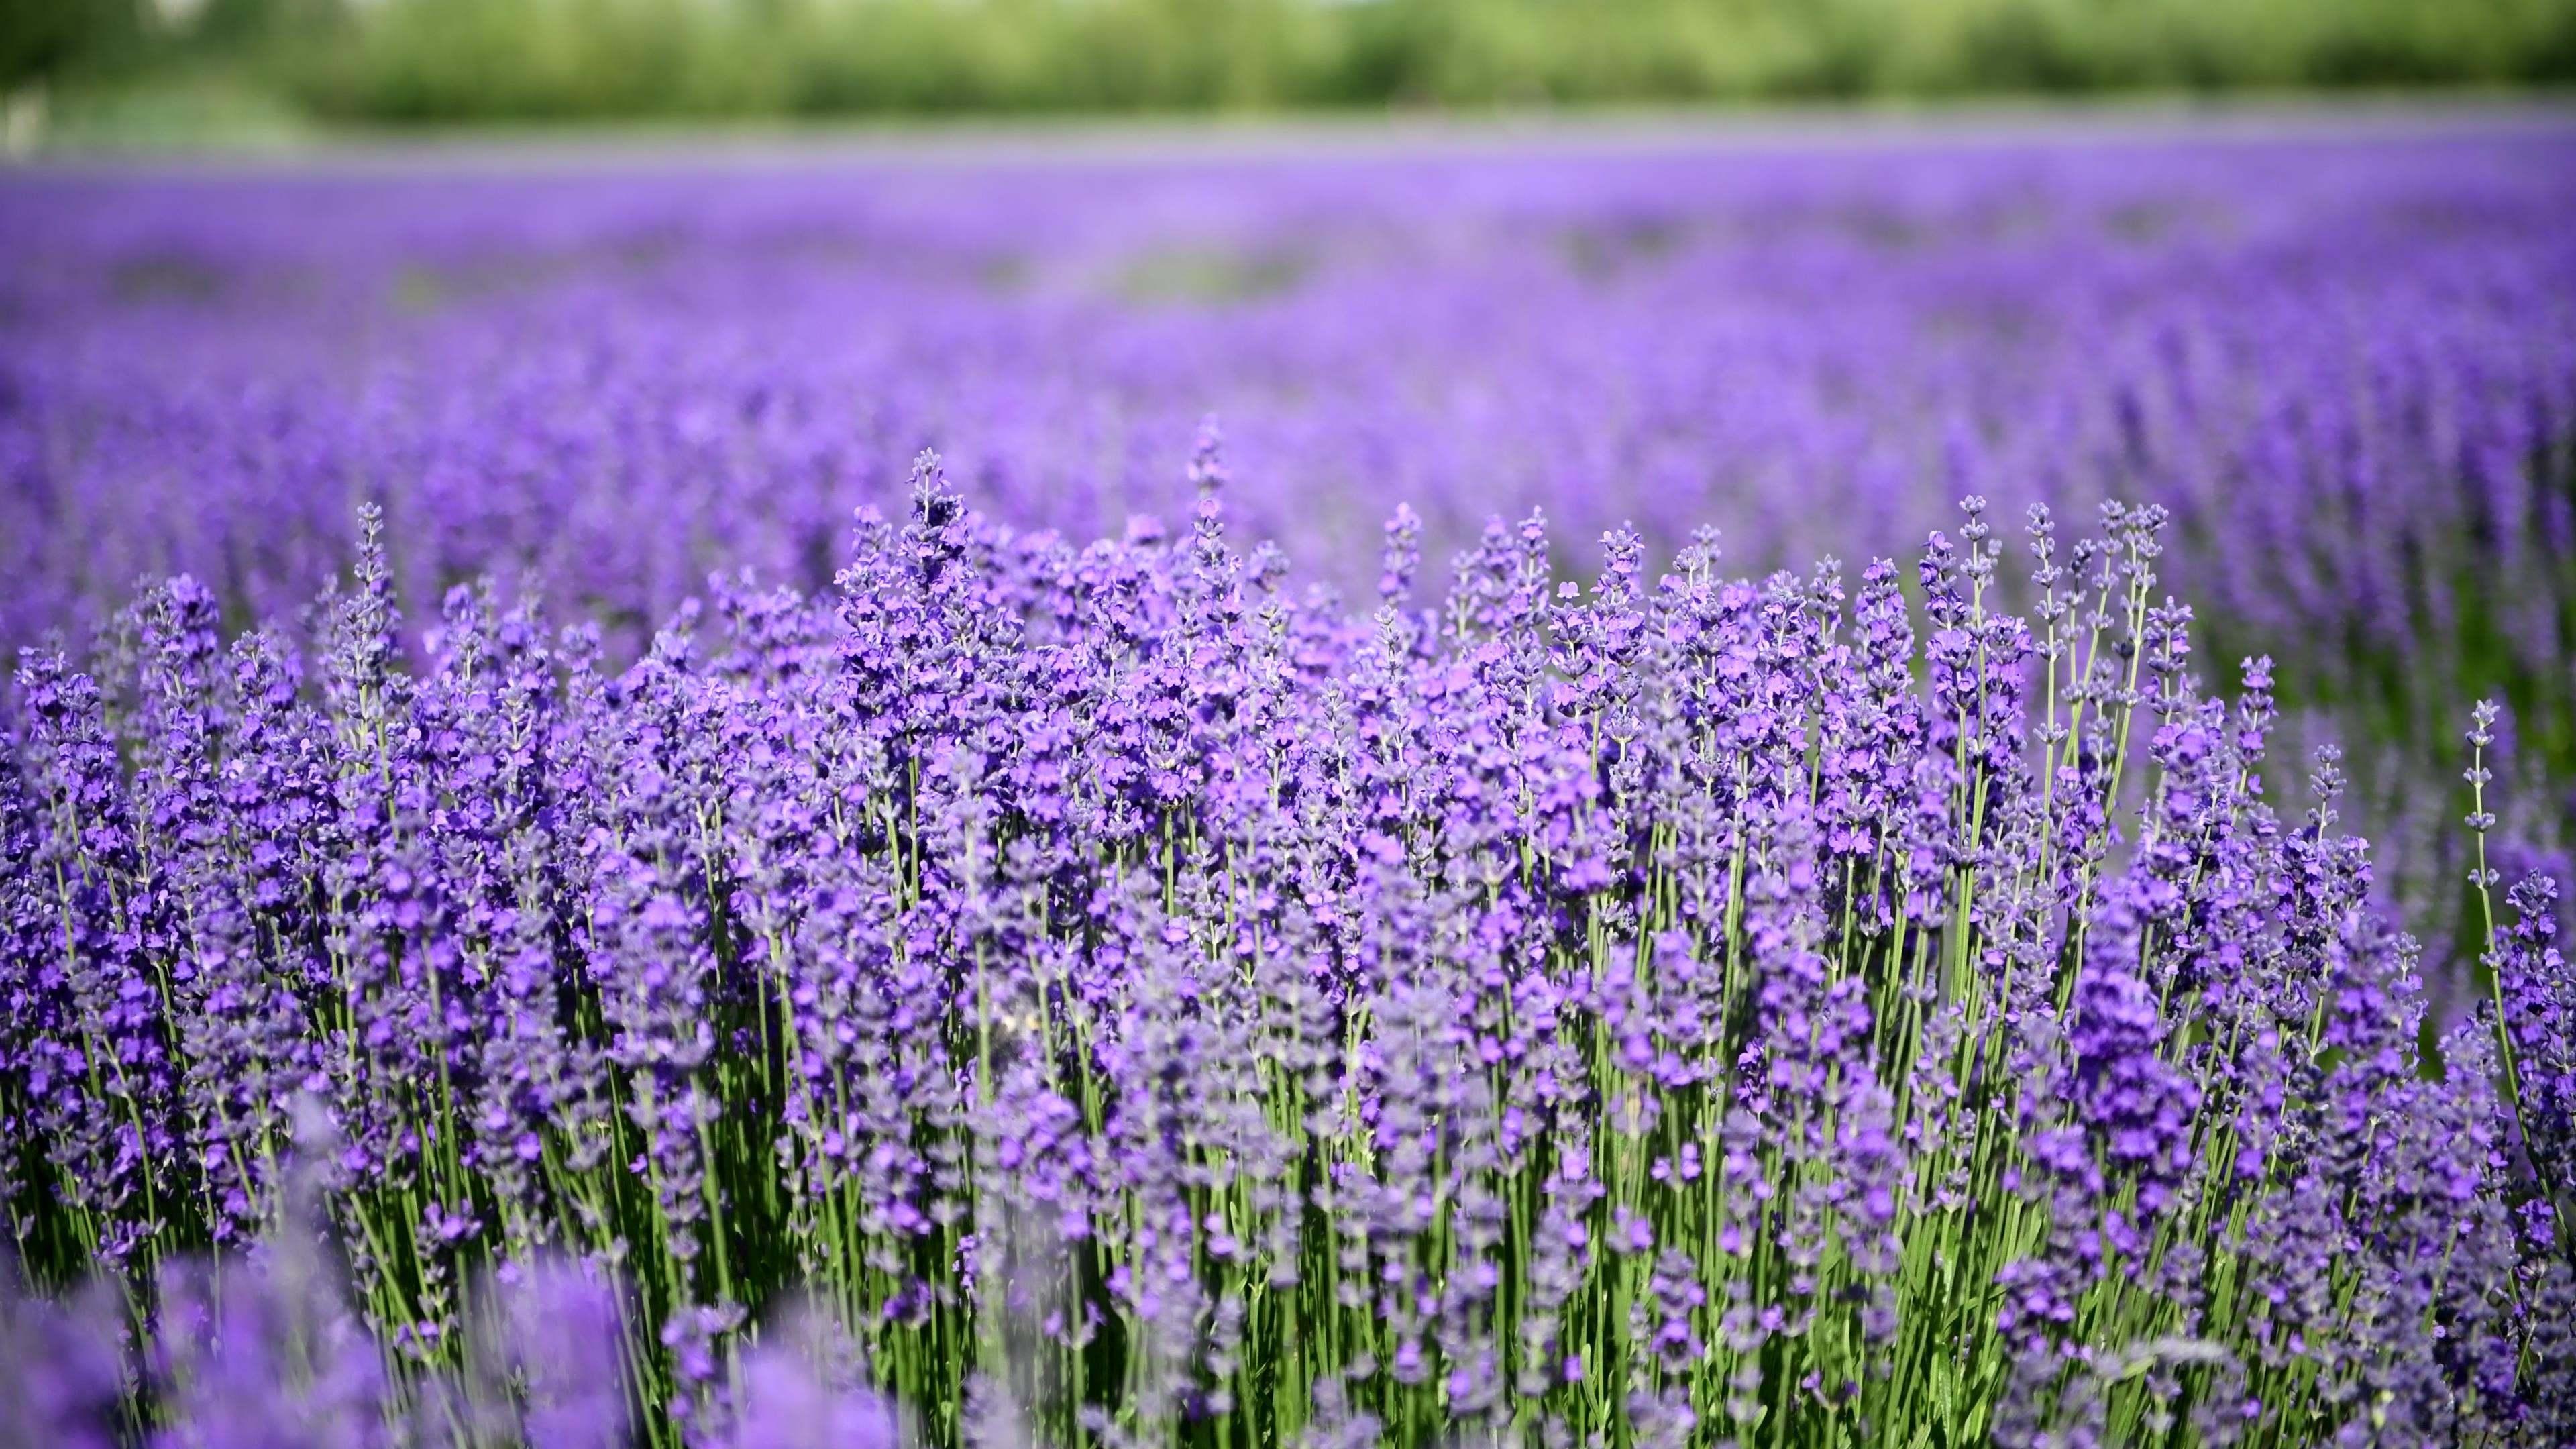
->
[[9, 0, 2576, 125]]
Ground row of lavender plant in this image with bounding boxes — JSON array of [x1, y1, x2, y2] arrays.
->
[[5, 449, 2574, 1446], [7, 134, 2573, 806]]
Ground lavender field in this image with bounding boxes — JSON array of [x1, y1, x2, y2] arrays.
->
[[3, 118, 2575, 1446]]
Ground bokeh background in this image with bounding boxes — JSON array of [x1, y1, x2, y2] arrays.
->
[[5, 0, 2574, 144]]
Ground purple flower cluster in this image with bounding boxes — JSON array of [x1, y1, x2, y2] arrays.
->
[[3, 468, 2569, 1444], [1, 1222, 888, 1449]]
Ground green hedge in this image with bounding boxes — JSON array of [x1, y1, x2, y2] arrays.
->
[[15, 0, 2576, 123]]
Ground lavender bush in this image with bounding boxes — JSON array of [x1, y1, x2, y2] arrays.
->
[[3, 453, 2573, 1444]]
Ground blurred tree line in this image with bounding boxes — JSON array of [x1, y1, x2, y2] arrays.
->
[[5, 0, 2575, 121]]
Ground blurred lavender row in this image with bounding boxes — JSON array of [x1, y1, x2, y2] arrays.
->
[[5, 127, 2571, 773], [2, 1226, 893, 1449]]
